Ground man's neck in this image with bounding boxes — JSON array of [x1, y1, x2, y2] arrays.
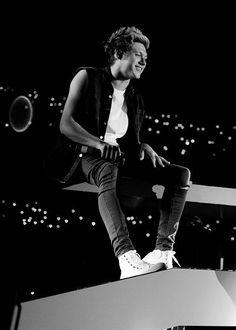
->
[[110, 66, 130, 91], [111, 80, 129, 91]]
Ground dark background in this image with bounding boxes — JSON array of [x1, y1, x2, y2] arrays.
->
[[1, 3, 236, 189], [1, 4, 236, 329], [0, 3, 234, 120]]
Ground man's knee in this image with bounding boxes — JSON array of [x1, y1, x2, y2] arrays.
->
[[169, 164, 191, 188], [180, 166, 191, 188], [98, 162, 118, 186]]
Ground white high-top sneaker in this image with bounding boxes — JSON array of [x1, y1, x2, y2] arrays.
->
[[143, 249, 181, 269], [118, 250, 165, 279]]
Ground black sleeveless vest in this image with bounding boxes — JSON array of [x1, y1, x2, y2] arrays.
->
[[44, 66, 146, 184]]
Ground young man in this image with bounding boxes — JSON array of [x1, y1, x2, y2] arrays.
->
[[52, 26, 191, 279]]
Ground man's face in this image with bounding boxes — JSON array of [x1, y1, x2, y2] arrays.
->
[[119, 42, 148, 79]]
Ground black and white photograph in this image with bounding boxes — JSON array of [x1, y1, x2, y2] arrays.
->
[[1, 4, 236, 329]]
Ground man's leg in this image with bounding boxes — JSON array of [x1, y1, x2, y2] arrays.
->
[[143, 164, 191, 268], [80, 155, 163, 278]]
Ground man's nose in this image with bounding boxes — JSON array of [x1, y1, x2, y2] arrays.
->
[[139, 57, 146, 66]]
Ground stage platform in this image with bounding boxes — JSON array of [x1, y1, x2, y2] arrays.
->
[[64, 181, 236, 221], [64, 181, 236, 207], [14, 268, 236, 330]]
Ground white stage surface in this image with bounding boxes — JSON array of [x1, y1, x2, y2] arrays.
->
[[15, 268, 236, 330]]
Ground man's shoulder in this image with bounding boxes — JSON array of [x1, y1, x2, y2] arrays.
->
[[72, 66, 104, 78]]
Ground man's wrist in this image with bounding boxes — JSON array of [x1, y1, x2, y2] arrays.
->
[[95, 139, 104, 150]]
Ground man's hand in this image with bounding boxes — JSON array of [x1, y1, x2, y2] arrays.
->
[[98, 141, 122, 163], [139, 143, 170, 168]]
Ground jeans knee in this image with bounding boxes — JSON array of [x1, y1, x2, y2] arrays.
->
[[98, 163, 118, 188], [180, 167, 191, 188]]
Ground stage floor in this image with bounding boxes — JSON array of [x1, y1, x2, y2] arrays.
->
[[15, 268, 236, 330]]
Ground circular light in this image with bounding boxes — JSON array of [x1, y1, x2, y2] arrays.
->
[[9, 95, 33, 133]]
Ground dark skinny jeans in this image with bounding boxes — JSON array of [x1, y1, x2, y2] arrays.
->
[[80, 155, 191, 258]]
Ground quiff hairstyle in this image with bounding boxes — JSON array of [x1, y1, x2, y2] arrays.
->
[[103, 26, 150, 65]]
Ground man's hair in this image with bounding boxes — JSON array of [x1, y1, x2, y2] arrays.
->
[[103, 26, 150, 65]]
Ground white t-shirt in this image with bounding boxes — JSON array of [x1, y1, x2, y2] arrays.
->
[[104, 88, 129, 146]]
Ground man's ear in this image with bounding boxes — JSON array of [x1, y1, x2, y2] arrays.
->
[[114, 49, 123, 60]]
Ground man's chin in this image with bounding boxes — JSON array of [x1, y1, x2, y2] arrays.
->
[[134, 72, 141, 79]]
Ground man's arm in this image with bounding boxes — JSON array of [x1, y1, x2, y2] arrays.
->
[[60, 69, 102, 149], [60, 69, 121, 161]]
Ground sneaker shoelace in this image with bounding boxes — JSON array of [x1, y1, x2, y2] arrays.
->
[[126, 250, 146, 269], [165, 251, 181, 267]]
